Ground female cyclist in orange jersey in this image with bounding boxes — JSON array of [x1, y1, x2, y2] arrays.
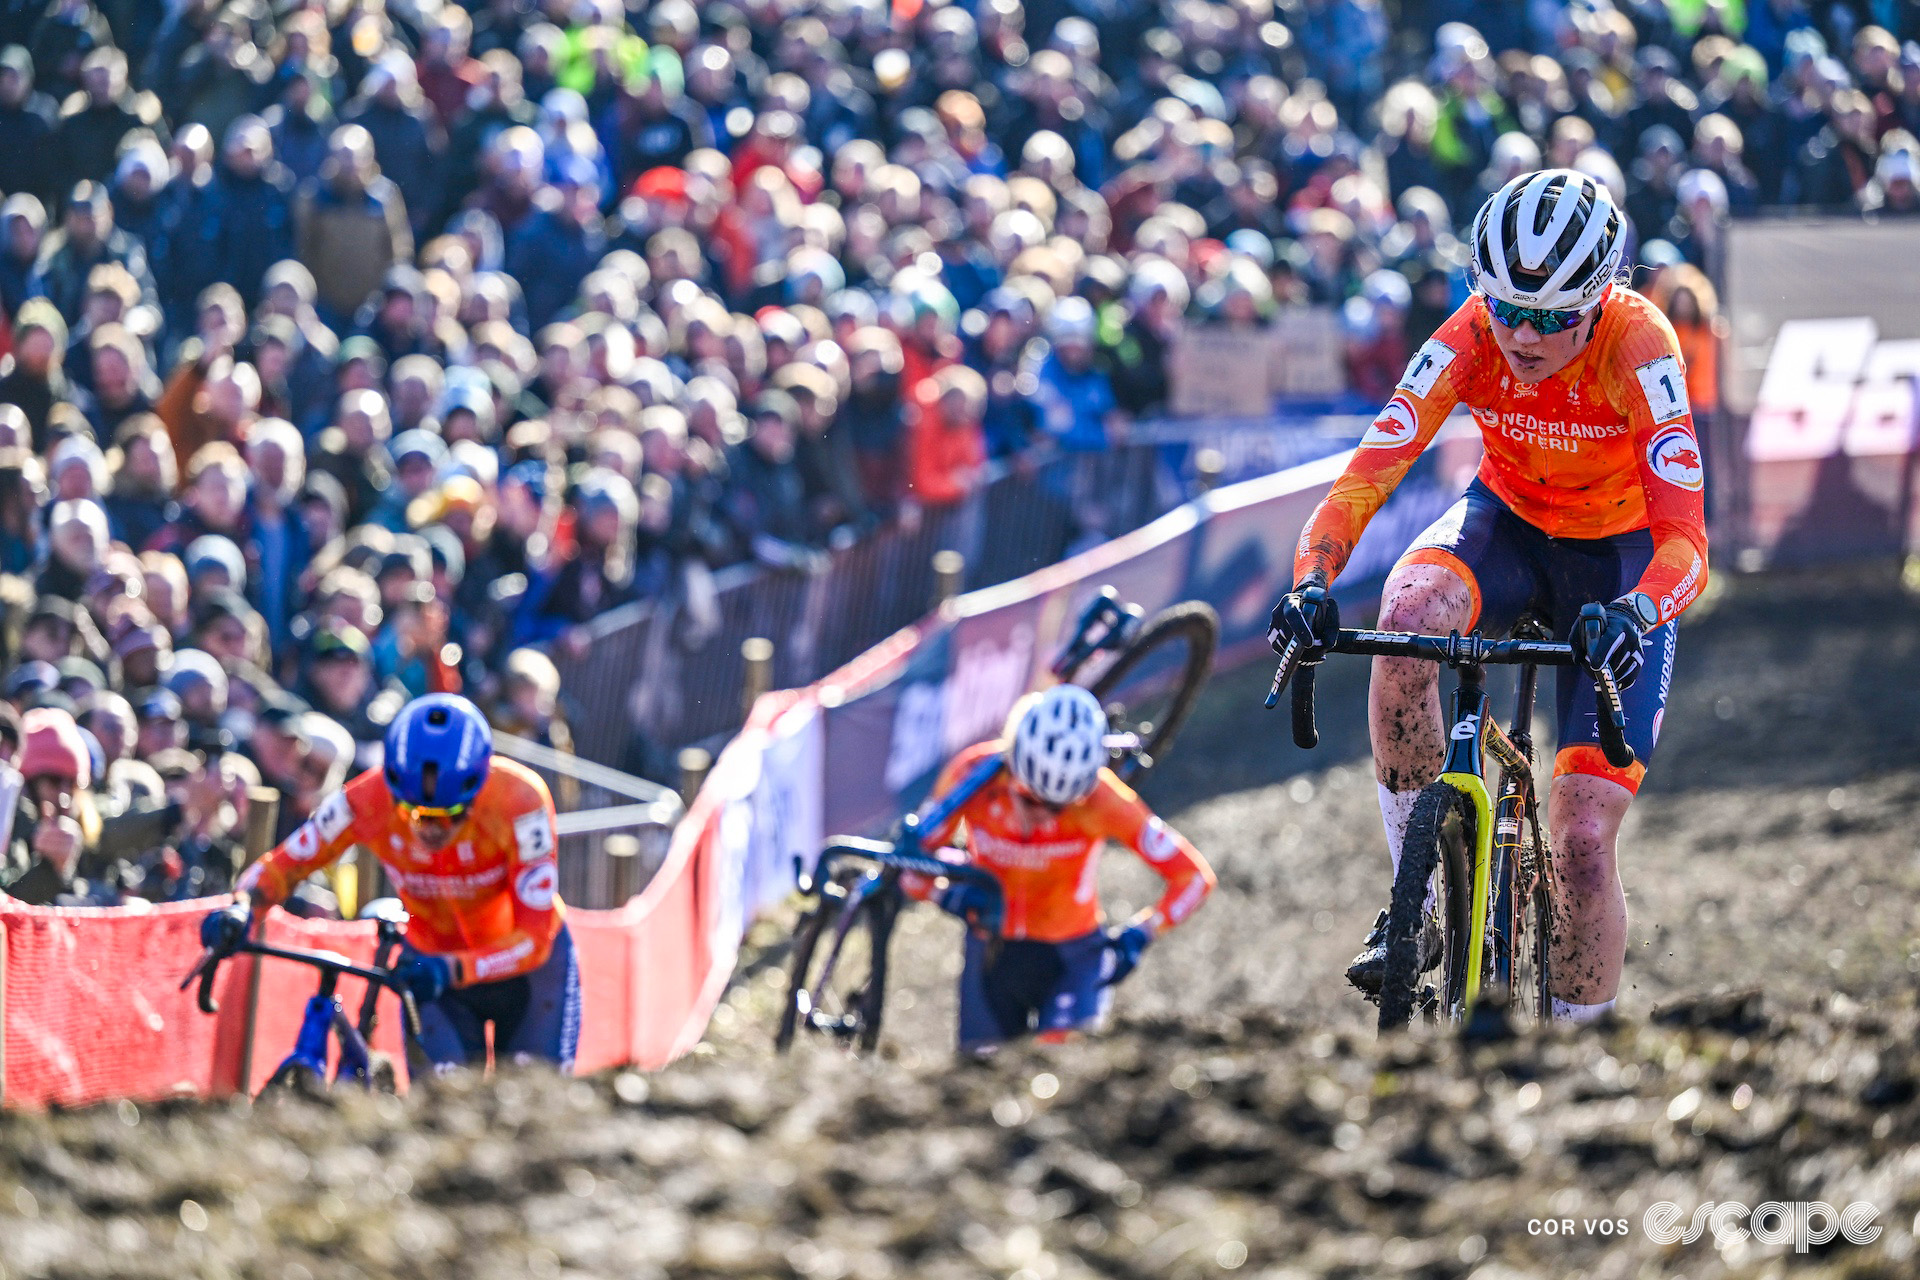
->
[[1271, 170, 1709, 1024]]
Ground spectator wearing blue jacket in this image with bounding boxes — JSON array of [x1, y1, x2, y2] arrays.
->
[[1025, 297, 1121, 454], [205, 117, 295, 312], [506, 156, 608, 330]]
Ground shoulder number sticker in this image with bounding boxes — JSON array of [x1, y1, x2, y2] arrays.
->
[[1359, 394, 1419, 448], [1396, 339, 1457, 398], [513, 809, 556, 862], [313, 790, 353, 842], [1646, 423, 1705, 491], [1634, 355, 1690, 423], [514, 861, 558, 911]]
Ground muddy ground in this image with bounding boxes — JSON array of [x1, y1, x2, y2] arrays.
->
[[3, 566, 1919, 1279]]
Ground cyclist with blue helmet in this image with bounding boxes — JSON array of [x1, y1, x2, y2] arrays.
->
[[202, 693, 580, 1072]]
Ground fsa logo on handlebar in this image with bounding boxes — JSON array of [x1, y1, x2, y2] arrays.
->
[[1451, 714, 1482, 741]]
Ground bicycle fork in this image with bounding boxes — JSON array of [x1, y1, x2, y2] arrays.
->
[[1434, 664, 1493, 1016]]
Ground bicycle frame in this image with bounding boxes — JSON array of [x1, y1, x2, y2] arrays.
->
[[183, 927, 424, 1093], [1269, 625, 1633, 1022], [1432, 657, 1543, 1015]]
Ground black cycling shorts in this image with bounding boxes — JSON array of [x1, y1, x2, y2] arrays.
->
[[1398, 480, 1675, 792]]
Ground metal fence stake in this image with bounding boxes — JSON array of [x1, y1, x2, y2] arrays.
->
[[678, 747, 713, 807], [740, 637, 774, 717], [932, 549, 966, 606]]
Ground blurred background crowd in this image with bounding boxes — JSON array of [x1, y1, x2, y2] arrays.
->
[[0, 0, 1904, 908]]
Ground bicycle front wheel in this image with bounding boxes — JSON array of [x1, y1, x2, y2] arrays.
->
[[776, 877, 897, 1053], [1087, 601, 1219, 782], [1378, 782, 1476, 1033]]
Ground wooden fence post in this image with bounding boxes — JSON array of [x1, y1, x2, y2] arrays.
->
[[605, 834, 641, 906], [932, 549, 966, 607], [1193, 448, 1226, 494], [740, 637, 774, 718], [677, 747, 712, 808], [236, 786, 280, 1097]]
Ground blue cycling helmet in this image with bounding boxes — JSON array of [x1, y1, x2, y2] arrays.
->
[[383, 694, 492, 812]]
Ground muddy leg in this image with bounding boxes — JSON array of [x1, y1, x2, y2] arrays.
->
[[1368, 564, 1474, 795], [1547, 774, 1632, 1006]]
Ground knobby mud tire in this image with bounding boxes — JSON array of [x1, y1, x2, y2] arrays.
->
[[1378, 783, 1475, 1033], [1089, 601, 1219, 781]]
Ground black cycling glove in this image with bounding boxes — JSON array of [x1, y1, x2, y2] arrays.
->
[[1571, 600, 1646, 690], [1269, 580, 1340, 662]]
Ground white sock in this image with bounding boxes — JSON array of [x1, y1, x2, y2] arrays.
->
[[1378, 784, 1420, 876], [1551, 997, 1616, 1024]]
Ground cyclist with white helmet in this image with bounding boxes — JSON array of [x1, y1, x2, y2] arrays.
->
[[907, 683, 1215, 1053], [201, 694, 579, 1071], [1271, 170, 1710, 1022]]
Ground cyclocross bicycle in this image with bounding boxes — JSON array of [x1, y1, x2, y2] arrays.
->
[[182, 898, 428, 1093], [774, 587, 1219, 1053], [1265, 620, 1635, 1033]]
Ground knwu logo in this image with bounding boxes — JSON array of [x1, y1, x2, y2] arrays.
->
[[1748, 317, 1920, 462]]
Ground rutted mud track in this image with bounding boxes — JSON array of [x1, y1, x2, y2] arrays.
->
[[4, 568, 1919, 1278]]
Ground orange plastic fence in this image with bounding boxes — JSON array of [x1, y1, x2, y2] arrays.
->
[[0, 707, 760, 1107]]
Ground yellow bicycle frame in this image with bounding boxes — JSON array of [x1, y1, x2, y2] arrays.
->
[[1437, 699, 1531, 1017], [1436, 769, 1494, 1013]]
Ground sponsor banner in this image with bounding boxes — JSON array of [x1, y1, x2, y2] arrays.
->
[[1724, 221, 1920, 566], [746, 699, 823, 910], [1739, 314, 1920, 565]]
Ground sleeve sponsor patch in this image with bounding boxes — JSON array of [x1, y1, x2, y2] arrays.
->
[[513, 809, 556, 862], [285, 821, 322, 862], [1138, 817, 1181, 863], [514, 860, 558, 911], [312, 790, 352, 842], [1634, 355, 1690, 423], [1646, 424, 1705, 491], [1396, 340, 1457, 398], [1359, 394, 1419, 449]]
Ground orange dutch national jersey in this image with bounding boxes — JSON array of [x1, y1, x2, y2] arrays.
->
[[239, 758, 564, 986], [1296, 289, 1709, 626], [921, 742, 1215, 943]]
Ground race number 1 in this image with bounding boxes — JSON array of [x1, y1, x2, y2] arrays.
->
[[1397, 340, 1457, 398], [1635, 355, 1690, 423]]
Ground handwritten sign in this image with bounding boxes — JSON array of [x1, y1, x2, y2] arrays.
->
[[1167, 309, 1347, 417]]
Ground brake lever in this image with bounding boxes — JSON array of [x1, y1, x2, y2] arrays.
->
[[1592, 668, 1637, 770], [179, 946, 226, 1014], [1263, 637, 1301, 709]]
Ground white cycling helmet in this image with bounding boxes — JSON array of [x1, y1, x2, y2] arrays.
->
[[1467, 168, 1627, 312], [1008, 684, 1108, 806]]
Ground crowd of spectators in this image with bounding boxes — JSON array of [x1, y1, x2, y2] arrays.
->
[[0, 0, 1909, 907]]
